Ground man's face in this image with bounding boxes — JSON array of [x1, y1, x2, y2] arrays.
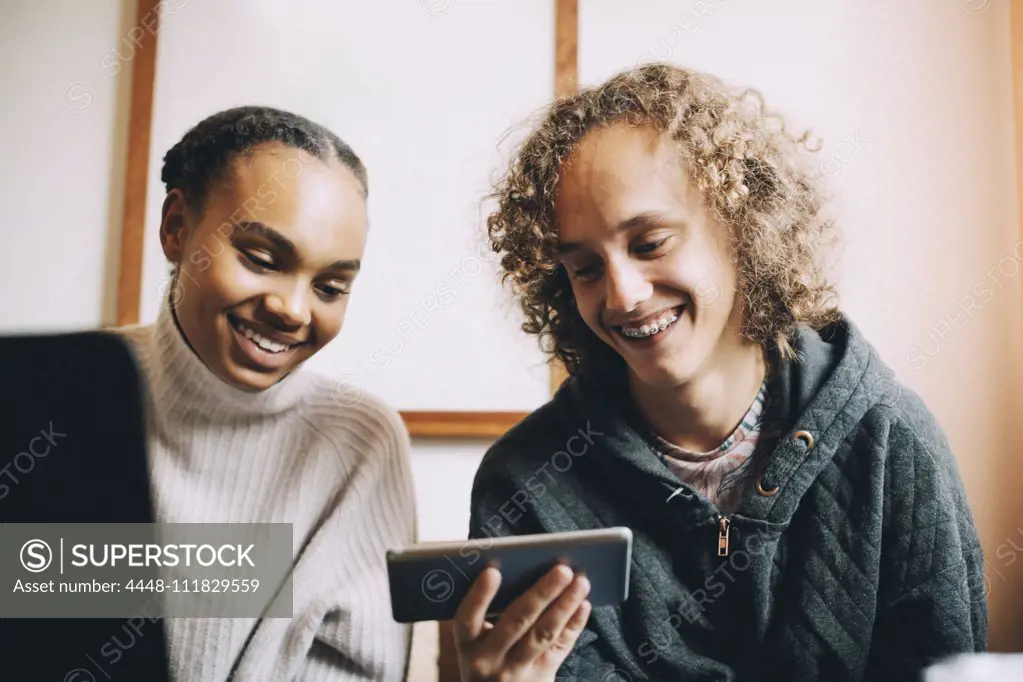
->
[[555, 123, 745, 389]]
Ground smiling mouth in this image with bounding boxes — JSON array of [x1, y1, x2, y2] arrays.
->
[[613, 305, 685, 340], [227, 314, 305, 354]]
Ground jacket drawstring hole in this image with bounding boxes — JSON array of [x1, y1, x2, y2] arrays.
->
[[793, 430, 815, 449], [756, 475, 780, 497]]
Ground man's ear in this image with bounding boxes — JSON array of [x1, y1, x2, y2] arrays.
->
[[159, 189, 191, 265]]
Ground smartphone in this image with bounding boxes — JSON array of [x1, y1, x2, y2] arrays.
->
[[386, 526, 633, 624]]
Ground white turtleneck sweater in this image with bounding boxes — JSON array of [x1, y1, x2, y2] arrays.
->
[[112, 303, 416, 682]]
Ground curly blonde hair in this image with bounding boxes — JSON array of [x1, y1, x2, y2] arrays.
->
[[486, 62, 841, 381]]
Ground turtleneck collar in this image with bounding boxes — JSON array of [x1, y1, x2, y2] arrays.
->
[[145, 300, 310, 422]]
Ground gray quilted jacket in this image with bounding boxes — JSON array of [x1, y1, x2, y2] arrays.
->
[[468, 315, 987, 681]]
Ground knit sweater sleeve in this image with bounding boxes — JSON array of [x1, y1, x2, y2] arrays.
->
[[865, 406, 988, 680], [288, 392, 417, 682]]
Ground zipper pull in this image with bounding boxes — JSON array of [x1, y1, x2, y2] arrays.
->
[[717, 516, 731, 557]]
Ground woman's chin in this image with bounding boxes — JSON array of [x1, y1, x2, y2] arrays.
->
[[218, 365, 272, 392], [220, 338, 305, 391], [215, 352, 289, 392]]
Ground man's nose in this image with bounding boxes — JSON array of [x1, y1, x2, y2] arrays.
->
[[604, 260, 652, 313]]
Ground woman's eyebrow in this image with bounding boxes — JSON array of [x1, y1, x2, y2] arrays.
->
[[234, 221, 361, 273], [327, 259, 361, 273], [236, 221, 297, 256]]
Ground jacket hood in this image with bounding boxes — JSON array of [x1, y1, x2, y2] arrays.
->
[[565, 313, 902, 525]]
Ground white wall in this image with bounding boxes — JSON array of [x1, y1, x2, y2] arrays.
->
[[580, 0, 1023, 648], [0, 0, 133, 332]]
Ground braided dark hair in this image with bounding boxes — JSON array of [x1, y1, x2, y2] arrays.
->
[[161, 105, 367, 215]]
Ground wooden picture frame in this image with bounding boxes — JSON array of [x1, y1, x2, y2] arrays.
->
[[1014, 0, 1023, 297], [112, 0, 578, 439]]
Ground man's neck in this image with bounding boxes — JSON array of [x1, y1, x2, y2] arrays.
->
[[629, 341, 768, 453]]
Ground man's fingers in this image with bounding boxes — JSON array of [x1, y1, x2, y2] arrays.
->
[[478, 564, 575, 660], [453, 566, 501, 646], [506, 575, 591, 666], [537, 599, 592, 670]]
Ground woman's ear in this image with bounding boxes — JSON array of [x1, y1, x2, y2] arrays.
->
[[159, 189, 190, 266]]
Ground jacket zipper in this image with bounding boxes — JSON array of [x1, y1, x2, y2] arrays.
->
[[717, 515, 732, 557]]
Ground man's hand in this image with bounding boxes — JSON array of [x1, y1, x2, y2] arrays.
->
[[454, 565, 592, 682]]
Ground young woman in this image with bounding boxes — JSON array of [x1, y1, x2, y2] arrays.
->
[[114, 106, 416, 681], [454, 64, 987, 681]]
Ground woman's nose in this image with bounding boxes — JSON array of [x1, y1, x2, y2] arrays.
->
[[263, 285, 311, 327]]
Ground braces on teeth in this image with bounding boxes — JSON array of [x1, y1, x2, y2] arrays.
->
[[621, 311, 680, 339]]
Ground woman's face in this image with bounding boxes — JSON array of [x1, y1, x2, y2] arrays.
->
[[159, 142, 368, 392], [554, 123, 746, 390]]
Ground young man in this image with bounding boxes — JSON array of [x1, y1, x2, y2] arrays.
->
[[453, 64, 986, 682]]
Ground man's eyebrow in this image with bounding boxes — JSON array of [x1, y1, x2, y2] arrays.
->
[[556, 211, 673, 255], [617, 211, 673, 232], [235, 221, 360, 273]]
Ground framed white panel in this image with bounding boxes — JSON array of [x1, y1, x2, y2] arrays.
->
[[137, 0, 555, 411]]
